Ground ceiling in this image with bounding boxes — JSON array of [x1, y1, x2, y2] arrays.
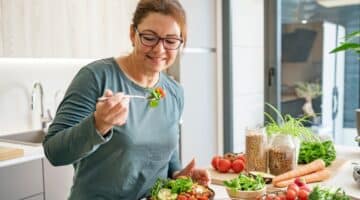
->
[[281, 0, 360, 27]]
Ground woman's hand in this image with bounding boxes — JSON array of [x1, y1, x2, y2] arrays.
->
[[94, 89, 130, 135], [173, 159, 211, 186]]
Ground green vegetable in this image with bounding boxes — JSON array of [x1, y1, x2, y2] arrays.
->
[[264, 103, 317, 141], [150, 178, 193, 200], [298, 140, 336, 166], [223, 174, 265, 191], [309, 186, 350, 200], [148, 88, 165, 108], [157, 188, 177, 200]]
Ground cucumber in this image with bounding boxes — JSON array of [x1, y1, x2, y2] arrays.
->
[[157, 188, 177, 200]]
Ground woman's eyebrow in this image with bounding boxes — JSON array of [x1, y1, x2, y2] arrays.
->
[[141, 29, 180, 37]]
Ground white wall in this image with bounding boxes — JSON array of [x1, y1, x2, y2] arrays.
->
[[176, 0, 220, 167], [0, 0, 137, 58], [0, 58, 92, 135], [231, 0, 265, 153]]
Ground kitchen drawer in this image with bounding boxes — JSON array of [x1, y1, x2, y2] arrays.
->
[[0, 159, 43, 200]]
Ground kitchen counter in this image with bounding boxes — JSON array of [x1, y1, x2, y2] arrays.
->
[[0, 141, 359, 199], [210, 145, 360, 199], [0, 141, 44, 168]]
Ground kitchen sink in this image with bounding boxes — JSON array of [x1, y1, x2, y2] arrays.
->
[[0, 129, 46, 146]]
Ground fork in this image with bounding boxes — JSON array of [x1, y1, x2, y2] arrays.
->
[[97, 94, 147, 102]]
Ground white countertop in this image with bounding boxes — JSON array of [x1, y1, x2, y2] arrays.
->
[[0, 141, 359, 198], [0, 141, 44, 168], [211, 145, 360, 199]]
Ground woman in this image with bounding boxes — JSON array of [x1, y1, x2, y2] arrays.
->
[[43, 0, 209, 199]]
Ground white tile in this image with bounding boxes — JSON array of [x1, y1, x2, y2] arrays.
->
[[233, 94, 264, 152], [232, 47, 264, 95], [180, 52, 218, 167], [180, 0, 216, 48], [231, 0, 264, 47]]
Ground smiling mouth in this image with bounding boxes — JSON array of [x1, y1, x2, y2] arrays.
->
[[146, 55, 165, 62]]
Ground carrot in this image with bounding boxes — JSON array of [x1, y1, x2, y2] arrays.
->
[[272, 159, 326, 184], [273, 169, 331, 187]]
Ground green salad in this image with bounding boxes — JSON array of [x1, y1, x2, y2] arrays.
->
[[223, 173, 265, 191]]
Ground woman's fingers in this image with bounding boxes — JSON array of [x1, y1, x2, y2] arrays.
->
[[104, 97, 130, 125], [94, 91, 130, 133], [191, 169, 211, 186]]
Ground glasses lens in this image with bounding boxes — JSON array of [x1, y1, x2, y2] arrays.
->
[[163, 38, 182, 50], [139, 33, 182, 50], [140, 34, 159, 46]]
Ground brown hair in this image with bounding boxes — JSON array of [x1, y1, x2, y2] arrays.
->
[[132, 0, 187, 46]]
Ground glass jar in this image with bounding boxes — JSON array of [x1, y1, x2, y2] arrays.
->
[[245, 127, 267, 172], [268, 134, 297, 175]]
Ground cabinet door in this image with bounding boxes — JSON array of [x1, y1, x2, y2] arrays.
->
[[0, 159, 43, 200], [24, 193, 44, 200], [43, 158, 73, 200]]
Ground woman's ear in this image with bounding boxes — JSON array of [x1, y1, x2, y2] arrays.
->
[[130, 25, 136, 46]]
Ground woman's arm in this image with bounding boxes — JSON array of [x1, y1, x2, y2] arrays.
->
[[43, 67, 110, 166]]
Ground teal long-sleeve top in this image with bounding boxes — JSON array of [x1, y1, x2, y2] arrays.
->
[[43, 58, 184, 200]]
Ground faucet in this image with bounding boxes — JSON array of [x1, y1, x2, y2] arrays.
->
[[31, 82, 53, 130]]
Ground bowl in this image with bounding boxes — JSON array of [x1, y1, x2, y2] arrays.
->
[[226, 186, 266, 200]]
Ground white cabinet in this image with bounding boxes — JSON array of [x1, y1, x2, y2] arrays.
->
[[43, 158, 73, 200], [0, 158, 73, 200], [0, 159, 44, 200]]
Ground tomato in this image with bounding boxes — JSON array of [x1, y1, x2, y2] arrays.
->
[[231, 159, 245, 173], [235, 154, 246, 163], [294, 177, 306, 187], [297, 189, 309, 200], [273, 197, 281, 200], [216, 158, 231, 173], [287, 183, 299, 194], [299, 185, 311, 192], [197, 196, 208, 200], [286, 189, 297, 200], [177, 194, 189, 200], [156, 87, 166, 98], [211, 156, 221, 170]]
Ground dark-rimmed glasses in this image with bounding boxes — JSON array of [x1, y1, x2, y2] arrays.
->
[[135, 28, 183, 50]]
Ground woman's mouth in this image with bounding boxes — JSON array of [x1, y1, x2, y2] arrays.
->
[[146, 55, 166, 64]]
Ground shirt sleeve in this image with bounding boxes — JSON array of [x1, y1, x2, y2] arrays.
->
[[43, 67, 112, 166]]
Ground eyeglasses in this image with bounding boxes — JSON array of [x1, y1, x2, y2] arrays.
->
[[135, 28, 183, 50]]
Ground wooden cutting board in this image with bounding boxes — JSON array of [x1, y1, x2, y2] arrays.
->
[[210, 158, 347, 190], [0, 146, 24, 161]]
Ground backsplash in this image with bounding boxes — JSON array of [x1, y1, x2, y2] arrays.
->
[[0, 58, 94, 135]]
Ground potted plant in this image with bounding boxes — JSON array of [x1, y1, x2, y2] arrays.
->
[[294, 81, 321, 120]]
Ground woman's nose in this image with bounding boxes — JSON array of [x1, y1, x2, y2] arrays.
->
[[152, 39, 166, 52]]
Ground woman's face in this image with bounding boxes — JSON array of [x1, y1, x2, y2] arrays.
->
[[131, 13, 182, 73]]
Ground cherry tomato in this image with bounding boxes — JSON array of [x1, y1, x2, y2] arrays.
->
[[177, 194, 189, 200], [286, 189, 297, 200], [211, 156, 221, 170], [298, 189, 309, 200], [216, 158, 231, 173], [299, 185, 311, 192], [287, 183, 299, 194], [231, 159, 245, 173]]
